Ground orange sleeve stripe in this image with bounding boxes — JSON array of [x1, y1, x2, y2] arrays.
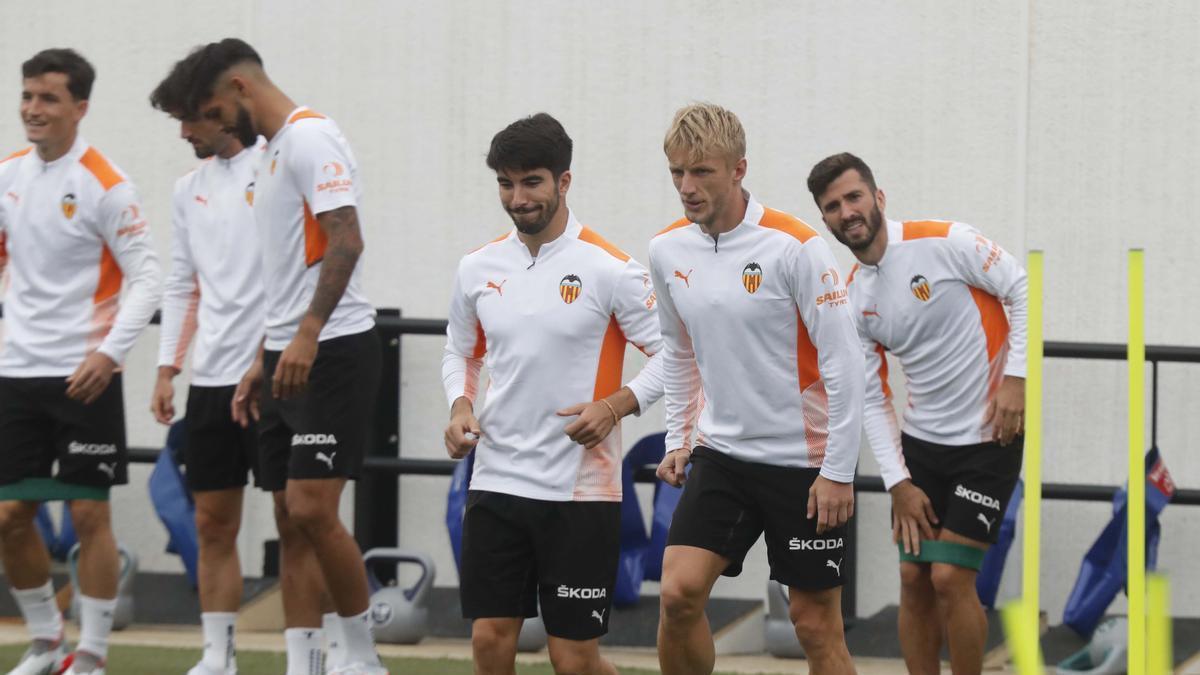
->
[[1, 147, 32, 164], [578, 226, 630, 262], [654, 218, 692, 238], [795, 308, 821, 391], [302, 199, 328, 267], [79, 148, 125, 191], [469, 232, 509, 253], [902, 220, 952, 240], [760, 207, 819, 243], [288, 109, 327, 124], [472, 320, 487, 359], [874, 342, 892, 398], [94, 245, 123, 304], [969, 287, 1009, 361], [593, 315, 627, 400]]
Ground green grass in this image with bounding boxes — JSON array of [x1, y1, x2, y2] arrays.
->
[[0, 643, 688, 674]]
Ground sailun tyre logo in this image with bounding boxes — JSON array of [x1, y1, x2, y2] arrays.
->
[[742, 262, 762, 294], [559, 274, 582, 304], [910, 275, 932, 302]]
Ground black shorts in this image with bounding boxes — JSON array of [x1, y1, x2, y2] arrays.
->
[[460, 490, 620, 641], [0, 374, 127, 488], [183, 385, 260, 492], [902, 432, 1023, 545], [258, 329, 381, 492], [667, 446, 848, 590]]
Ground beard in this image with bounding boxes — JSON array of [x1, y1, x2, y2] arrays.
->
[[832, 201, 884, 251], [508, 192, 560, 236], [233, 102, 257, 147]]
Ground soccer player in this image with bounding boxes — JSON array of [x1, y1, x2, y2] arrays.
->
[[180, 39, 383, 675], [0, 49, 161, 675], [147, 54, 267, 675], [649, 104, 864, 675], [808, 152, 1027, 675], [442, 113, 664, 675]]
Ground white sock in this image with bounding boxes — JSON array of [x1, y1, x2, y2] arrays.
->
[[201, 612, 237, 669], [11, 581, 63, 643], [284, 627, 324, 675], [322, 612, 347, 671], [76, 594, 117, 661], [340, 610, 380, 666]]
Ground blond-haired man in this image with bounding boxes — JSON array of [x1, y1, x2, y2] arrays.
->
[[648, 103, 864, 675]]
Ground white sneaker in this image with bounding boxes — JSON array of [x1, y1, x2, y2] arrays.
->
[[186, 662, 237, 675], [5, 641, 68, 675], [326, 664, 387, 675], [60, 652, 104, 675]]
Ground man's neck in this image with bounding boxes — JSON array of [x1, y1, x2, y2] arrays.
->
[[36, 129, 77, 163], [257, 87, 300, 142], [217, 141, 246, 161], [852, 221, 890, 266], [699, 189, 748, 236], [517, 204, 569, 258]]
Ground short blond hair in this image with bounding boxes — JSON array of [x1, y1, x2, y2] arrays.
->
[[663, 103, 746, 165]]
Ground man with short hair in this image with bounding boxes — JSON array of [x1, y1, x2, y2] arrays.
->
[[179, 38, 383, 675], [649, 104, 864, 675], [443, 112, 664, 675], [147, 53, 267, 675], [0, 48, 161, 675], [808, 152, 1027, 675]]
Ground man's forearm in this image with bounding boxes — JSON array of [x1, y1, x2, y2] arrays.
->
[[303, 205, 363, 335]]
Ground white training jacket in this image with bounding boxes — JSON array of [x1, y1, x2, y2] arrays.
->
[[0, 137, 161, 376], [647, 192, 865, 482], [157, 140, 266, 386], [442, 212, 665, 502], [848, 219, 1028, 489]]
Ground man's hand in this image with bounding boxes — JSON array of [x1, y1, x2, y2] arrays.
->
[[445, 397, 481, 459], [557, 400, 617, 449], [984, 375, 1025, 446], [232, 357, 264, 428], [65, 352, 118, 405], [273, 322, 319, 400], [151, 366, 180, 425], [656, 448, 691, 487], [807, 475, 854, 534], [890, 479, 939, 555]]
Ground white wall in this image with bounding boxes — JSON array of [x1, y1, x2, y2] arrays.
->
[[1, 0, 1196, 620]]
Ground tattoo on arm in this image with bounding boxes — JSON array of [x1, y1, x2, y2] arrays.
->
[[307, 205, 364, 327]]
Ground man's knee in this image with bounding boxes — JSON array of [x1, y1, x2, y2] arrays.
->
[[900, 562, 931, 592], [548, 639, 600, 675], [67, 500, 112, 538], [789, 589, 843, 651], [283, 486, 340, 536], [195, 504, 240, 546], [0, 501, 40, 539], [930, 562, 977, 601], [472, 619, 520, 658], [660, 575, 710, 626]]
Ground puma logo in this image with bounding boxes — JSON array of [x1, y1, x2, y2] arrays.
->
[[827, 558, 843, 577], [194, 195, 208, 206], [862, 305, 881, 318], [486, 279, 506, 296], [5, 191, 17, 203], [316, 451, 337, 471], [591, 608, 605, 624], [674, 269, 693, 287], [978, 512, 996, 533], [96, 462, 116, 480]]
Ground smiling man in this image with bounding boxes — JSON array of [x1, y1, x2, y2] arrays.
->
[[648, 104, 864, 675], [178, 38, 381, 675], [0, 48, 161, 675], [442, 112, 664, 675], [808, 152, 1027, 675]]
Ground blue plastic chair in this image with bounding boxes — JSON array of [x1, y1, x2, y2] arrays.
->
[[148, 421, 200, 587], [614, 433, 666, 607], [976, 480, 1023, 608], [445, 452, 475, 574]]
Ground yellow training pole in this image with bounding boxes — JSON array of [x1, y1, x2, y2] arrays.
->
[[1001, 598, 1043, 675], [1147, 573, 1172, 675], [1023, 251, 1044, 647], [1128, 248, 1146, 675]]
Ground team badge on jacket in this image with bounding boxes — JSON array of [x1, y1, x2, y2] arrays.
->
[[742, 262, 762, 294], [559, 274, 582, 304], [245, 181, 255, 206], [61, 193, 77, 219], [910, 274, 932, 301]]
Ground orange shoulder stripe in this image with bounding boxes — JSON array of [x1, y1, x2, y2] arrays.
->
[[846, 263, 861, 286], [468, 231, 509, 254], [902, 220, 952, 240], [654, 218, 692, 238], [758, 207, 818, 243], [578, 226, 630, 262], [1, 147, 33, 164], [288, 109, 327, 124], [79, 148, 125, 191]]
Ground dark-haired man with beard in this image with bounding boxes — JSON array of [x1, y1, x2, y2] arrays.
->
[[808, 152, 1027, 675], [177, 38, 382, 675], [442, 112, 664, 675]]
